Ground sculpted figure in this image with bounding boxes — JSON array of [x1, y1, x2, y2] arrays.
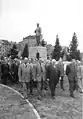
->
[[35, 23, 42, 46]]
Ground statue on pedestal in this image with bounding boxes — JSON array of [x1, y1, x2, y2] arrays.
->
[[34, 23, 42, 46]]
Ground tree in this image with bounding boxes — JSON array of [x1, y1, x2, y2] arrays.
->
[[61, 47, 70, 61], [9, 44, 18, 59], [52, 35, 62, 61], [21, 44, 29, 58], [69, 32, 81, 60]]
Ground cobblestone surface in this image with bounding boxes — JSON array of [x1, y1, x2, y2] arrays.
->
[[9, 78, 83, 119], [0, 85, 39, 119]]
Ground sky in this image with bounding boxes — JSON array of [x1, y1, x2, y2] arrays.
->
[[0, 0, 83, 52]]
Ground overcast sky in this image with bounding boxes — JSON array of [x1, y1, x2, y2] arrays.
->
[[0, 0, 83, 52]]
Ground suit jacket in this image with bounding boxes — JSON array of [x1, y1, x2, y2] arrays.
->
[[1, 62, 9, 74], [58, 62, 64, 77], [41, 62, 46, 81], [66, 63, 77, 81], [18, 63, 33, 82], [46, 64, 60, 84], [31, 63, 37, 80], [10, 62, 18, 75], [35, 61, 44, 81]]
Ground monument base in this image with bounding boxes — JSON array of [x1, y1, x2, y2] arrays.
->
[[29, 46, 47, 60]]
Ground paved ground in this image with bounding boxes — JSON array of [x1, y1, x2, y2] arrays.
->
[[0, 84, 40, 119], [0, 75, 82, 119], [8, 77, 83, 119]]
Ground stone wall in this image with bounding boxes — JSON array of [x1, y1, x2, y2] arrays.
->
[[29, 46, 47, 60]]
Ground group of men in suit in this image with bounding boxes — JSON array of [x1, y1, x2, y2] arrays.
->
[[0, 57, 83, 99], [66, 59, 83, 97], [18, 57, 47, 95], [47, 58, 83, 98], [0, 57, 19, 85]]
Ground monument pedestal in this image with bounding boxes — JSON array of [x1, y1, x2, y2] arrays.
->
[[29, 46, 47, 60]]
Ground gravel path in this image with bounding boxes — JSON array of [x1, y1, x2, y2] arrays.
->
[[0, 84, 41, 119], [8, 78, 83, 119]]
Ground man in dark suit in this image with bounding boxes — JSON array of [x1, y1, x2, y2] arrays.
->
[[1, 59, 10, 85], [46, 62, 60, 99], [66, 59, 78, 98], [10, 59, 19, 83]]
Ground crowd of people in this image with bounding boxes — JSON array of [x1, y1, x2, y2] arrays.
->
[[0, 56, 83, 99]]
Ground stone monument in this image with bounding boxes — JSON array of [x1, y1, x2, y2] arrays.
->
[[28, 23, 47, 60], [34, 23, 42, 46]]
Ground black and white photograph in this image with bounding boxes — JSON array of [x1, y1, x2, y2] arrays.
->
[[0, 0, 83, 119]]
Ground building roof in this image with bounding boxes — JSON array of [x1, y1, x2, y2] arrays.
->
[[0, 40, 11, 45], [23, 35, 36, 40]]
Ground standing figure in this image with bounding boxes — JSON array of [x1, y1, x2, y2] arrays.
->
[[10, 59, 19, 83], [58, 59, 65, 90], [46, 61, 60, 99], [18, 57, 33, 95], [80, 61, 83, 87], [66, 59, 78, 98], [35, 59, 42, 92], [40, 59, 46, 91], [1, 58, 10, 85], [75, 61, 83, 93], [35, 23, 42, 46]]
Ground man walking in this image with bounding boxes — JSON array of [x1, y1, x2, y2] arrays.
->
[[58, 59, 65, 90], [66, 59, 78, 98], [18, 57, 33, 96], [1, 58, 10, 85]]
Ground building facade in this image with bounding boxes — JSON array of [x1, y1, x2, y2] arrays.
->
[[0, 40, 11, 57], [46, 44, 54, 58], [19, 35, 37, 51]]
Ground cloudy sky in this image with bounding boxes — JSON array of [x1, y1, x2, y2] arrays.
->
[[0, 0, 83, 51]]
